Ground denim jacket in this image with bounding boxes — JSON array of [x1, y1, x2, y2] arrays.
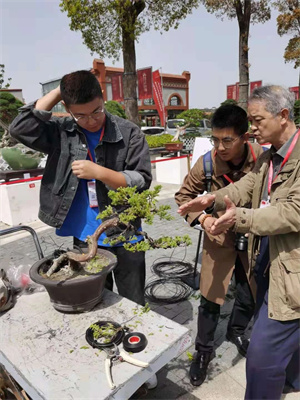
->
[[10, 102, 152, 229]]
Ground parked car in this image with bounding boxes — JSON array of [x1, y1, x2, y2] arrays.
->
[[141, 126, 165, 135], [166, 118, 211, 136], [165, 119, 185, 136], [185, 119, 211, 136]]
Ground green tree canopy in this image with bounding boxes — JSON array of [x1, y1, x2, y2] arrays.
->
[[59, 0, 200, 125], [221, 99, 238, 106], [105, 100, 126, 119], [200, 1, 271, 109], [176, 108, 205, 126], [294, 99, 300, 126], [273, 1, 300, 98], [0, 64, 12, 89]]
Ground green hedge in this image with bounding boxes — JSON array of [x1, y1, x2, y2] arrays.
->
[[145, 134, 181, 148]]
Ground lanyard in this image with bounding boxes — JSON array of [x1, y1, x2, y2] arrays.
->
[[267, 131, 299, 195], [87, 126, 105, 162], [216, 142, 257, 185]]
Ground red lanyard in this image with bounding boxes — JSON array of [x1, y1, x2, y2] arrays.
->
[[87, 126, 105, 162], [267, 131, 299, 195], [217, 142, 257, 184]]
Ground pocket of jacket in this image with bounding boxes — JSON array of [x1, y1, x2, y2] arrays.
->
[[281, 259, 300, 310]]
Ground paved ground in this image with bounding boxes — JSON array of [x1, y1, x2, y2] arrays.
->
[[0, 180, 297, 400]]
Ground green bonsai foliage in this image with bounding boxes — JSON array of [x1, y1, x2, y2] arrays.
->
[[48, 185, 191, 277], [98, 185, 191, 251]]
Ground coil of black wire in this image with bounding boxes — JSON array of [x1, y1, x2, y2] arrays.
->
[[151, 260, 194, 279], [145, 278, 193, 304]]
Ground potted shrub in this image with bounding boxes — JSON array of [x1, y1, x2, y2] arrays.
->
[[30, 186, 191, 313]]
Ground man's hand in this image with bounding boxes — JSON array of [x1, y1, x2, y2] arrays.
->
[[72, 160, 100, 180], [177, 194, 216, 216], [201, 215, 217, 232], [210, 196, 236, 235]]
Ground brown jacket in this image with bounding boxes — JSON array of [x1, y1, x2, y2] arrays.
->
[[175, 143, 264, 305], [213, 135, 300, 321]]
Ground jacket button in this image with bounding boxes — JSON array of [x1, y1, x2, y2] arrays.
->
[[241, 219, 246, 224], [82, 144, 86, 148], [71, 186, 75, 191], [269, 312, 273, 317]]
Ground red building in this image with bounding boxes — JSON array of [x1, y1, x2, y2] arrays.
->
[[41, 59, 191, 126]]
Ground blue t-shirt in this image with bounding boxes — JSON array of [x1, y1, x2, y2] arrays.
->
[[56, 128, 142, 246]]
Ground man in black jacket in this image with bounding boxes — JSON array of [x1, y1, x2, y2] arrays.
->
[[10, 70, 152, 305]]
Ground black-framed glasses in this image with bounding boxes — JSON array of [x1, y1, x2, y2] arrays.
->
[[209, 136, 242, 149], [69, 107, 104, 123]]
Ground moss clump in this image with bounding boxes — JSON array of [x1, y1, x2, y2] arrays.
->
[[84, 254, 110, 273]]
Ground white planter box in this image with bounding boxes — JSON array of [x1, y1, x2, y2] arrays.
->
[[0, 179, 41, 226], [155, 156, 189, 184]]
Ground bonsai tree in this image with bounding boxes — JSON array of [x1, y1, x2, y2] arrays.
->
[[47, 185, 191, 277], [0, 92, 23, 147]]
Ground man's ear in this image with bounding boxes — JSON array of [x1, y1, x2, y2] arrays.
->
[[61, 100, 68, 113], [280, 108, 289, 125], [243, 132, 249, 142]]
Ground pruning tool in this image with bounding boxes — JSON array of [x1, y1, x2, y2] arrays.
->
[[104, 343, 149, 389]]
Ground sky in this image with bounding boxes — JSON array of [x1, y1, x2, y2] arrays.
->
[[1, 0, 299, 109]]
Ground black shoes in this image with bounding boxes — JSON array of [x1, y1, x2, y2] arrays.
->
[[189, 351, 211, 386], [226, 330, 250, 357]]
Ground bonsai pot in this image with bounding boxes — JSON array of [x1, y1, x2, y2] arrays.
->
[[165, 142, 183, 152], [30, 249, 117, 313]]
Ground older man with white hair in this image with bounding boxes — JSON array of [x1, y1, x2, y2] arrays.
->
[[178, 85, 300, 399]]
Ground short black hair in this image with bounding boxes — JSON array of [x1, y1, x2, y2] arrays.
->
[[60, 70, 103, 106], [211, 105, 248, 136]]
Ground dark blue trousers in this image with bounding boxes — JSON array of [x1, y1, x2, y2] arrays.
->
[[245, 237, 300, 399]]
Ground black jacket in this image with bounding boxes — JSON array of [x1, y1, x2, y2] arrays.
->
[[10, 102, 152, 228]]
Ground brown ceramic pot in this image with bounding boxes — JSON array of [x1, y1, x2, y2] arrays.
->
[[30, 249, 117, 313]]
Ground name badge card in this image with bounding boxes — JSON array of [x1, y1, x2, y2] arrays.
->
[[87, 181, 98, 208]]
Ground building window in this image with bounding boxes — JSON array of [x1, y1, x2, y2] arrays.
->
[[143, 98, 155, 106], [169, 95, 181, 106]]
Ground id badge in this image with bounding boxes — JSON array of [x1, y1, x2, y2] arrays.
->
[[87, 181, 98, 208], [260, 196, 270, 209]]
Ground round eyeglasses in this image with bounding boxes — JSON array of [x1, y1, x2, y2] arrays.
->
[[69, 108, 104, 124], [209, 136, 242, 149]]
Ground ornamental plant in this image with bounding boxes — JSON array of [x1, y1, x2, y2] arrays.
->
[[47, 185, 191, 277]]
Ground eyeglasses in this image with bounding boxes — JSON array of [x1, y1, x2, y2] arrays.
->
[[209, 136, 242, 149], [69, 107, 104, 123]]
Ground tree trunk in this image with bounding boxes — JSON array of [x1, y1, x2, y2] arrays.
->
[[236, 1, 251, 110], [122, 30, 139, 126], [298, 70, 300, 100]]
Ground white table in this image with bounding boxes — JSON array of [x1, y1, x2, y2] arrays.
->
[[0, 290, 191, 399]]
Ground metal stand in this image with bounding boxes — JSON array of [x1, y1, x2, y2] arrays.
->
[[0, 226, 44, 260], [181, 225, 203, 290]]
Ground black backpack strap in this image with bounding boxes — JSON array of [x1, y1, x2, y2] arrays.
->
[[203, 150, 213, 192]]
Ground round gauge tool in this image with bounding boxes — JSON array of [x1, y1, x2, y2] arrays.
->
[[123, 332, 148, 353], [85, 320, 125, 349]]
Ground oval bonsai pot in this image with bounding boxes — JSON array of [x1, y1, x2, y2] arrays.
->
[[165, 142, 183, 151], [30, 249, 117, 313]]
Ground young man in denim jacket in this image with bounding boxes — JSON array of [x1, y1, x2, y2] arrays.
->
[[10, 70, 152, 305]]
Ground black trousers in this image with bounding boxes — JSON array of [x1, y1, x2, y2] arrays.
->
[[73, 238, 146, 305], [195, 255, 255, 353]]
